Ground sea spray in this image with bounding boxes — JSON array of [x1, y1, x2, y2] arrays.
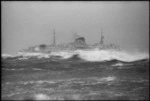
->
[[76, 49, 149, 62], [2, 54, 15, 59], [50, 51, 76, 59], [2, 49, 149, 62]]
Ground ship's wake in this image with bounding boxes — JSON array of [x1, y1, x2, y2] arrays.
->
[[2, 49, 149, 63]]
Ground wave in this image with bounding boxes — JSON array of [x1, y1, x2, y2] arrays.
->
[[50, 51, 76, 59], [112, 62, 124, 66], [2, 68, 25, 71], [75, 49, 149, 62], [2, 49, 149, 62], [50, 49, 149, 62], [2, 53, 16, 59]]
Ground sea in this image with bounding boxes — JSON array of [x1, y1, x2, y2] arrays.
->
[[2, 49, 149, 100]]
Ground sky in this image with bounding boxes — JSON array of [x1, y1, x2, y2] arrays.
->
[[2, 1, 149, 54]]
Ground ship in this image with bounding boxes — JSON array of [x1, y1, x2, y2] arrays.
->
[[19, 25, 120, 54]]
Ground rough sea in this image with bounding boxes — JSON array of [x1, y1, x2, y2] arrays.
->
[[2, 49, 149, 100]]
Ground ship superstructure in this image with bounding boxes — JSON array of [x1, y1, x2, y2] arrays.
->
[[19, 25, 120, 54]]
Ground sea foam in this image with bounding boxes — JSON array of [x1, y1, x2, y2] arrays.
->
[[2, 53, 15, 58], [2, 49, 149, 62], [75, 49, 149, 62]]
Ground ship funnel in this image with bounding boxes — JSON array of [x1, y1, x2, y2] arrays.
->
[[73, 33, 82, 40]]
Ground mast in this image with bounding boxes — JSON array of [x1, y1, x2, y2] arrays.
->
[[100, 24, 104, 45], [53, 28, 56, 46]]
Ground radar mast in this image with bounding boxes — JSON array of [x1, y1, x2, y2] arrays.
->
[[100, 24, 104, 45], [53, 28, 56, 46]]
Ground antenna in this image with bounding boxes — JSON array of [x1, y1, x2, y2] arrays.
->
[[100, 23, 104, 44], [53, 28, 56, 46]]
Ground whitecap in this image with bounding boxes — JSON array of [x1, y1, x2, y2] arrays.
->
[[112, 62, 124, 66], [34, 94, 50, 100], [2, 53, 16, 59], [76, 49, 149, 62], [16, 49, 149, 62]]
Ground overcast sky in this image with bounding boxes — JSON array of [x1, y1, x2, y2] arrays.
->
[[2, 1, 149, 54]]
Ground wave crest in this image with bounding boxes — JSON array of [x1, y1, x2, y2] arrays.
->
[[75, 49, 149, 62], [2, 54, 15, 59], [2, 49, 149, 62]]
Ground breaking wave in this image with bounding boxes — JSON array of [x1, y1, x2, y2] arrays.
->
[[112, 62, 124, 66], [2, 49, 149, 62], [76, 49, 149, 62], [2, 54, 15, 59]]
